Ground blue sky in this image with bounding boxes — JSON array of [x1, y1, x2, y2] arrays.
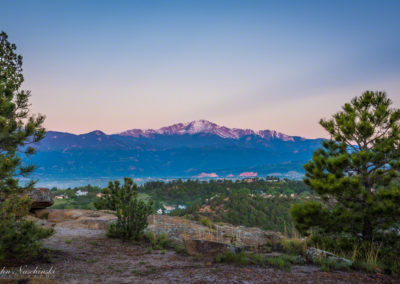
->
[[2, 0, 400, 137]]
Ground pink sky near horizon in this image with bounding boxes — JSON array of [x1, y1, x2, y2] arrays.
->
[[3, 1, 399, 139], [27, 77, 400, 139]]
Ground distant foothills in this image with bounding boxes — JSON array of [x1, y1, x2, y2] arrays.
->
[[24, 120, 323, 186]]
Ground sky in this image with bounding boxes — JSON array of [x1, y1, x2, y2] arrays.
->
[[2, 0, 400, 138]]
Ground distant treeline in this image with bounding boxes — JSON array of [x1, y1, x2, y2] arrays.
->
[[140, 177, 312, 209], [50, 178, 314, 234], [140, 178, 314, 234]]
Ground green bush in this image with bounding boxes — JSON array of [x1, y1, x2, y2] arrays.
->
[[309, 233, 357, 253], [309, 232, 400, 275], [173, 243, 187, 255], [215, 252, 248, 265], [215, 251, 303, 271], [313, 256, 351, 272], [200, 217, 215, 229], [106, 178, 153, 241], [280, 237, 306, 255], [379, 233, 400, 275], [264, 256, 292, 271], [143, 232, 171, 250], [248, 253, 301, 270], [0, 218, 53, 262]]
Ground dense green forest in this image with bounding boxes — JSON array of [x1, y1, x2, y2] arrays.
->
[[140, 178, 312, 208], [163, 179, 315, 234]]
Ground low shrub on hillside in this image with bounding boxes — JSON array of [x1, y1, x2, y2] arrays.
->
[[143, 232, 171, 250], [215, 251, 305, 271], [200, 217, 215, 229], [313, 256, 351, 272], [280, 237, 307, 255], [309, 232, 400, 275]]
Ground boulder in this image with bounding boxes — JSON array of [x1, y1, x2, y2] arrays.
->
[[305, 247, 352, 266], [28, 188, 54, 209]]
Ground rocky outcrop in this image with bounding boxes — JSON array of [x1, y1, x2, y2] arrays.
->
[[146, 215, 282, 252], [305, 247, 352, 266], [31, 209, 117, 230], [28, 188, 54, 209], [29, 208, 286, 256], [30, 210, 282, 253]]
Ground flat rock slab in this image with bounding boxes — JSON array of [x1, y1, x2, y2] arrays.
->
[[306, 247, 353, 266], [31, 209, 117, 230]]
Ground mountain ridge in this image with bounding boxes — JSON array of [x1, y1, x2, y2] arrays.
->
[[25, 120, 323, 184]]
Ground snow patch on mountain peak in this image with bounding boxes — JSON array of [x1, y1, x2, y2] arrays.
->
[[119, 120, 298, 141]]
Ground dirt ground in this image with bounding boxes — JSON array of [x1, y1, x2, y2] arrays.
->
[[1, 227, 398, 284]]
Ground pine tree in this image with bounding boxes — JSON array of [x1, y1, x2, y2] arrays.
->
[[0, 31, 46, 216], [106, 178, 154, 240], [291, 91, 400, 243], [0, 31, 52, 261]]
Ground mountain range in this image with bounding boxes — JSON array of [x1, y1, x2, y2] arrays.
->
[[25, 120, 323, 185], [120, 120, 295, 141]]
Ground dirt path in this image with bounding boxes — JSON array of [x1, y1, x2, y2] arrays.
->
[[9, 227, 396, 283]]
